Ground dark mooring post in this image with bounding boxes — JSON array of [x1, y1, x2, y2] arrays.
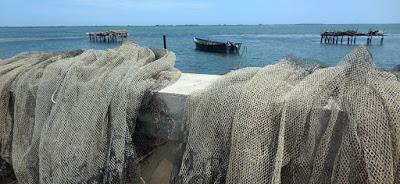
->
[[367, 36, 371, 45], [381, 35, 384, 45], [163, 35, 167, 49]]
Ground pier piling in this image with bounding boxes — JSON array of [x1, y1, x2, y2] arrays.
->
[[321, 29, 384, 46], [87, 30, 128, 43]]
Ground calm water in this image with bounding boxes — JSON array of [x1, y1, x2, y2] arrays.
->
[[0, 25, 399, 74]]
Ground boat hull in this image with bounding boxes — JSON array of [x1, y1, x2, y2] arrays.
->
[[193, 38, 241, 54]]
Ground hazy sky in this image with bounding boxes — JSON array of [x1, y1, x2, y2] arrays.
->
[[1, 0, 399, 26]]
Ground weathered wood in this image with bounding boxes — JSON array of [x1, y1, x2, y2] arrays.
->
[[163, 35, 167, 49], [321, 29, 384, 45], [87, 30, 128, 43]]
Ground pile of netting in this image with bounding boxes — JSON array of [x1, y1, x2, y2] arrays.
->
[[0, 42, 180, 183], [179, 46, 400, 184], [395, 65, 400, 79]]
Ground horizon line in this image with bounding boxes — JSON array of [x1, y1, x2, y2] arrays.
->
[[1, 23, 400, 28]]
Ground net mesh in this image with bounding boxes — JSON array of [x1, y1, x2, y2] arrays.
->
[[0, 42, 180, 183], [179, 46, 400, 184]]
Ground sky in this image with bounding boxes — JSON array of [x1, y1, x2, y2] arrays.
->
[[0, 0, 399, 26]]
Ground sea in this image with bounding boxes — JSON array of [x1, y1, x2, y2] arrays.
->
[[0, 24, 399, 75]]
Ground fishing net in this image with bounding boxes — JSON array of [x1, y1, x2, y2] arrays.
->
[[395, 65, 400, 80], [1, 52, 76, 163], [179, 46, 400, 184], [0, 51, 83, 184], [0, 42, 180, 183]]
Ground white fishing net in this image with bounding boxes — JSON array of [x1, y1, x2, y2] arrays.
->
[[0, 42, 180, 183], [395, 65, 400, 80], [179, 46, 400, 184]]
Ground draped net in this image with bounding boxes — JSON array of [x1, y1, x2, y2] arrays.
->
[[0, 42, 180, 183], [1, 43, 399, 184], [179, 46, 400, 184]]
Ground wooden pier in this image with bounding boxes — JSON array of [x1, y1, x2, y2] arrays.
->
[[321, 30, 384, 45], [87, 30, 128, 43]]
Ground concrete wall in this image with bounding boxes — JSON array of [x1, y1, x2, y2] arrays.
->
[[135, 73, 220, 184]]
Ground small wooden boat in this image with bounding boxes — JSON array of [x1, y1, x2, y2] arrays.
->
[[193, 37, 242, 54]]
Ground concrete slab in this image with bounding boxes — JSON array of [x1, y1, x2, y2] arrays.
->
[[159, 73, 221, 95]]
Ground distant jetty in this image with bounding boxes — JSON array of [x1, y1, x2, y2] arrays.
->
[[321, 30, 384, 45], [87, 30, 128, 43]]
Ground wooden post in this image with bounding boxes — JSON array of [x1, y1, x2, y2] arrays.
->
[[320, 36, 323, 43], [370, 36, 372, 45], [163, 35, 167, 49], [341, 36, 343, 44], [353, 36, 356, 45], [380, 35, 384, 45], [347, 36, 350, 45]]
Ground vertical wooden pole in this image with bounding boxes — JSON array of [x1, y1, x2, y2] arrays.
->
[[370, 36, 372, 45], [163, 35, 167, 49], [380, 35, 384, 45], [320, 36, 323, 43]]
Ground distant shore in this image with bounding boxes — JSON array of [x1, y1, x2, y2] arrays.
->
[[1, 23, 400, 28]]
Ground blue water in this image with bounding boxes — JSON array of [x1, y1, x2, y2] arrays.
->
[[0, 25, 399, 74]]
